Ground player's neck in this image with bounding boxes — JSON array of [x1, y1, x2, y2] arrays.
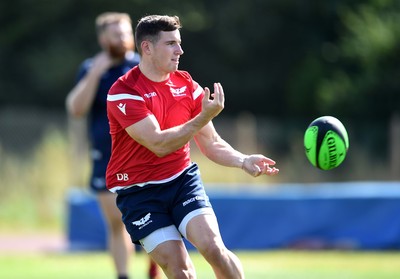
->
[[138, 62, 170, 82]]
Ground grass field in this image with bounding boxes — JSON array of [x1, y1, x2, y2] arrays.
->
[[1, 250, 400, 279]]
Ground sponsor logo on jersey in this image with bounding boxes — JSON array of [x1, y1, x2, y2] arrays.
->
[[171, 86, 187, 97], [132, 213, 152, 230], [144, 92, 157, 98], [117, 103, 126, 115]]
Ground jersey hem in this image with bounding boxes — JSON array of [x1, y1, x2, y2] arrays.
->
[[108, 163, 192, 193]]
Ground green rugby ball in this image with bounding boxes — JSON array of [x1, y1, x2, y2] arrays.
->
[[304, 116, 349, 170]]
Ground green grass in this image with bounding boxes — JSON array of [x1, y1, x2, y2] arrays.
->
[[1, 250, 400, 279]]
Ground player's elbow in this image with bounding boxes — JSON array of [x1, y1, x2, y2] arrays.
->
[[147, 141, 175, 158], [154, 152, 167, 158], [66, 99, 86, 118], [152, 146, 172, 158], [135, 133, 180, 158], [200, 148, 216, 162], [68, 107, 86, 118]]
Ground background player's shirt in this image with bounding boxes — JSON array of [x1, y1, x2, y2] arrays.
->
[[75, 51, 140, 190], [77, 52, 140, 157], [106, 66, 204, 192]]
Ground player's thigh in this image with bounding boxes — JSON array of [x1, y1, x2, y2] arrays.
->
[[185, 213, 224, 250]]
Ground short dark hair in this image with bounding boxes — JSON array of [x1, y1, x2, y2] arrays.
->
[[135, 15, 182, 54]]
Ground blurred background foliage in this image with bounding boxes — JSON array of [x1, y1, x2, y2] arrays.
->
[[1, 0, 400, 118]]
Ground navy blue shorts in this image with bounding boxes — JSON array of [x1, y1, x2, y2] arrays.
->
[[116, 163, 212, 244], [89, 150, 110, 193]]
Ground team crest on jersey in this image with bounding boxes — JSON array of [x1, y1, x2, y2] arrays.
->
[[170, 86, 187, 97]]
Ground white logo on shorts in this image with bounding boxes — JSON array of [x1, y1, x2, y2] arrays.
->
[[182, 195, 205, 206], [132, 213, 152, 230]]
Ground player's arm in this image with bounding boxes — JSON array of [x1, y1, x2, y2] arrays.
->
[[194, 122, 279, 177], [125, 83, 224, 157], [66, 52, 113, 117]]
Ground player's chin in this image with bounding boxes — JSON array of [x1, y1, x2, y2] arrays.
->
[[169, 64, 179, 72]]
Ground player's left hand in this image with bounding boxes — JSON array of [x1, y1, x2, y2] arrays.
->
[[242, 154, 279, 177], [201, 82, 225, 120]]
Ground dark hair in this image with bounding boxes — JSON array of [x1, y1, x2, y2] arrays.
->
[[135, 15, 182, 54]]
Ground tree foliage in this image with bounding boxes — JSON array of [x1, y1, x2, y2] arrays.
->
[[1, 0, 399, 121]]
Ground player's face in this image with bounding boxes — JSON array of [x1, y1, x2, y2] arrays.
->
[[151, 30, 184, 74], [102, 21, 134, 59]]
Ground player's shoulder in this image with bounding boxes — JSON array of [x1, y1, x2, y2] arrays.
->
[[81, 58, 92, 69], [76, 58, 93, 75], [109, 66, 140, 95]]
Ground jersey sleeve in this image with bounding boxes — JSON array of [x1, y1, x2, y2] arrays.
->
[[107, 92, 152, 129]]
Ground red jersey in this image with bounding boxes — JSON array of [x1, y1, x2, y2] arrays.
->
[[106, 66, 204, 192]]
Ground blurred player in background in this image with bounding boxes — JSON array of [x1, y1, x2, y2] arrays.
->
[[106, 14, 279, 278], [66, 12, 160, 279]]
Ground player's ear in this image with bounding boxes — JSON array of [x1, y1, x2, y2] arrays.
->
[[141, 40, 152, 55]]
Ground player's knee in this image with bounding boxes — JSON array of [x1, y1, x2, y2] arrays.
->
[[197, 237, 226, 262], [156, 257, 195, 279], [167, 265, 196, 279]]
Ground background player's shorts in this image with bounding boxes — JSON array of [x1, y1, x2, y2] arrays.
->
[[89, 149, 110, 193], [116, 163, 212, 245]]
